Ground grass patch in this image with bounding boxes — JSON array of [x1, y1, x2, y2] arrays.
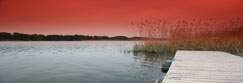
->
[[132, 18, 243, 56]]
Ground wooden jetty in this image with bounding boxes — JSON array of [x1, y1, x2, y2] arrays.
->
[[162, 51, 243, 83]]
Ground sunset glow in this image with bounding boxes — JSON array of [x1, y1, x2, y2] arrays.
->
[[0, 0, 242, 36]]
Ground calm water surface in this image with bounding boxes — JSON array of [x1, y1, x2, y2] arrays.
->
[[0, 41, 171, 83]]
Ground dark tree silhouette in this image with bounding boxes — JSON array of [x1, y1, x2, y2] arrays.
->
[[0, 32, 145, 41]]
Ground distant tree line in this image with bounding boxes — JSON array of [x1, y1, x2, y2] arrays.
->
[[0, 32, 146, 41]]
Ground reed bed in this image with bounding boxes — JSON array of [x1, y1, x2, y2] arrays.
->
[[132, 18, 243, 56]]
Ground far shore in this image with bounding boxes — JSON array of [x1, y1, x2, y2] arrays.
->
[[0, 40, 146, 42]]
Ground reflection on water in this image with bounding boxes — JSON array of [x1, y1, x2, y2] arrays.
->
[[132, 52, 174, 83], [0, 41, 173, 83]]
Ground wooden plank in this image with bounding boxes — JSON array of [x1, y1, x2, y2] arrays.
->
[[162, 51, 243, 83]]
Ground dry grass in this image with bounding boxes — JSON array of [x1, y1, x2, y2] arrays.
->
[[132, 18, 243, 56]]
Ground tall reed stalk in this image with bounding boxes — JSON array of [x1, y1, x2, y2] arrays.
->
[[132, 18, 243, 56]]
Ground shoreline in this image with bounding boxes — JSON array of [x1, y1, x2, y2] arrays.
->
[[0, 40, 145, 42]]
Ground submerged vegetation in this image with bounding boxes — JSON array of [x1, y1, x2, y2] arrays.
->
[[133, 18, 243, 56], [0, 32, 147, 41]]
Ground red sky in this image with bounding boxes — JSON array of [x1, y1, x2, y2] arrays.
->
[[0, 0, 243, 36]]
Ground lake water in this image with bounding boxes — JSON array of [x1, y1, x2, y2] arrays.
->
[[0, 41, 172, 83]]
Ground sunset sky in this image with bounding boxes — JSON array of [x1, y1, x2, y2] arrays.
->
[[0, 0, 243, 36]]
